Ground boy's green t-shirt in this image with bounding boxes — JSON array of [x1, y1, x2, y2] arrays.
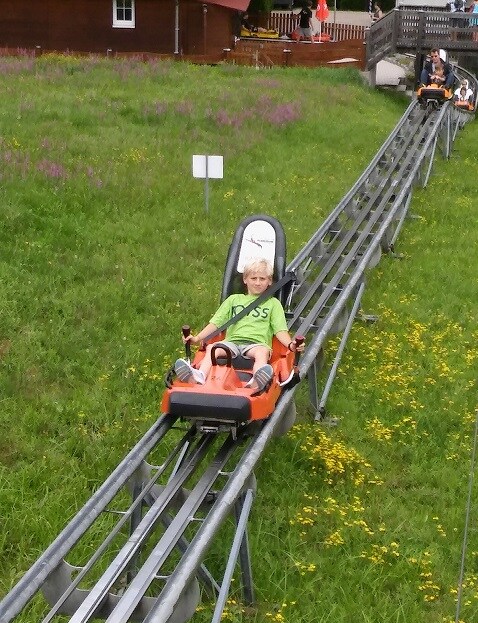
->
[[209, 293, 288, 348]]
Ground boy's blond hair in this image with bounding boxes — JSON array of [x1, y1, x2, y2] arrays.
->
[[243, 257, 274, 279]]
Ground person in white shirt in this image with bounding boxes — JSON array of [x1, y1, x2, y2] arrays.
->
[[454, 80, 474, 105]]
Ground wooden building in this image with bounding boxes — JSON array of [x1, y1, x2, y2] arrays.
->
[[0, 0, 248, 57]]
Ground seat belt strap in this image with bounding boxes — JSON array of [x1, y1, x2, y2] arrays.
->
[[202, 271, 295, 345]]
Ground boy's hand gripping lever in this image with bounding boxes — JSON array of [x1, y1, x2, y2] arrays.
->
[[293, 335, 305, 366], [182, 325, 191, 362], [279, 335, 305, 389]]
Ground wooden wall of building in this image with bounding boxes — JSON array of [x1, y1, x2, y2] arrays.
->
[[0, 0, 236, 56]]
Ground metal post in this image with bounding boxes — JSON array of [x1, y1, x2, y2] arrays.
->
[[391, 8, 399, 53], [127, 481, 145, 583], [202, 4, 208, 55], [234, 491, 254, 605], [174, 0, 180, 55], [390, 190, 413, 247], [333, 0, 337, 42], [0, 415, 177, 623], [307, 358, 320, 419], [317, 282, 365, 416], [210, 489, 255, 623], [370, 63, 377, 88], [204, 156, 209, 213], [422, 134, 439, 187], [443, 107, 451, 159]]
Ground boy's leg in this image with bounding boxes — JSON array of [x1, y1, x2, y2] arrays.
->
[[244, 345, 273, 389], [197, 344, 215, 378], [245, 345, 270, 373], [252, 364, 274, 390], [174, 359, 206, 384]]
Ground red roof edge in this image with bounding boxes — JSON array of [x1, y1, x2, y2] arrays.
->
[[199, 0, 249, 12]]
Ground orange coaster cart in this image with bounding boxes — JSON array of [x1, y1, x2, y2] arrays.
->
[[161, 214, 300, 433]]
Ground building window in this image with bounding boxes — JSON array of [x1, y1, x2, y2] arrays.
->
[[113, 0, 135, 28]]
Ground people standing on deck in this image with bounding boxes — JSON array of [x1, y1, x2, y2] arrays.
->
[[470, 0, 478, 42], [296, 1, 315, 44], [420, 48, 455, 89], [371, 3, 383, 23], [449, 0, 466, 40]]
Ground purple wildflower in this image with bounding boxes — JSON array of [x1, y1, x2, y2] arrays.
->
[[37, 159, 69, 180], [175, 100, 193, 115], [262, 102, 301, 126]]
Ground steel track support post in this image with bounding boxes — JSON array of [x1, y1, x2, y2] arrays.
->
[[316, 282, 366, 420], [139, 477, 221, 595], [42, 442, 196, 623], [0, 414, 178, 623], [307, 356, 321, 420], [127, 480, 146, 583], [155, 509, 221, 596], [168, 440, 192, 482], [390, 190, 413, 249], [422, 135, 438, 187], [68, 434, 217, 623], [392, 11, 399, 51], [234, 489, 255, 606], [443, 108, 451, 159], [369, 63, 377, 88], [210, 488, 254, 623], [452, 109, 461, 141], [103, 436, 237, 623]]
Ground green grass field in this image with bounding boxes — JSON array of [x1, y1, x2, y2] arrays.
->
[[0, 54, 477, 623]]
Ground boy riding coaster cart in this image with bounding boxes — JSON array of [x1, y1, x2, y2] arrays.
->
[[161, 216, 304, 435]]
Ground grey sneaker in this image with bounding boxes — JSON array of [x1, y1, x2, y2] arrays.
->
[[174, 359, 205, 384], [250, 364, 273, 390]]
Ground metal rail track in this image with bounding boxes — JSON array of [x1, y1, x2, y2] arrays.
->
[[0, 77, 475, 623]]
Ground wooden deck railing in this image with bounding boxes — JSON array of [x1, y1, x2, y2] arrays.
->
[[365, 9, 478, 70], [227, 37, 366, 70], [324, 23, 368, 40], [268, 12, 368, 41]]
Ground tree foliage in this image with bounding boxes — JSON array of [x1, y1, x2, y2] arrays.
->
[[248, 0, 274, 12]]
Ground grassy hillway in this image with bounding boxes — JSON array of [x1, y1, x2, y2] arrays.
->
[[0, 54, 477, 623]]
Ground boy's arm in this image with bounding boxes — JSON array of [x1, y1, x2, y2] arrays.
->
[[187, 323, 218, 345], [184, 296, 232, 345], [275, 330, 304, 352]]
